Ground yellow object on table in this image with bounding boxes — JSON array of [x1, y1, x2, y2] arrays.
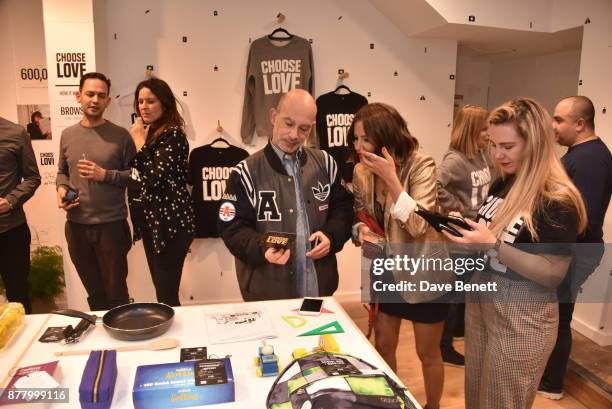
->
[[318, 334, 339, 353], [0, 302, 25, 349]]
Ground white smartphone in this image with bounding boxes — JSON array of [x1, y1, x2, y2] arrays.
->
[[298, 298, 324, 316]]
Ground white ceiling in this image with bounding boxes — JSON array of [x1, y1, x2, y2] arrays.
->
[[368, 0, 583, 61], [418, 24, 583, 60]]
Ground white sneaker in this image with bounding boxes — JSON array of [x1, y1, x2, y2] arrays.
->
[[537, 389, 564, 400]]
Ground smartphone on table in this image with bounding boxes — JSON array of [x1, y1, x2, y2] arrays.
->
[[298, 298, 324, 316]]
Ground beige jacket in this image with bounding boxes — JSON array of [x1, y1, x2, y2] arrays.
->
[[353, 150, 454, 303]]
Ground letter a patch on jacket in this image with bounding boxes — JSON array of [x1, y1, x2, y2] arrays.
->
[[258, 191, 281, 221]]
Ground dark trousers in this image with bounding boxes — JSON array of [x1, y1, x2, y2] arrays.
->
[[0, 223, 32, 313], [141, 227, 192, 307], [540, 302, 574, 391], [540, 244, 604, 391], [441, 302, 465, 351], [65, 220, 131, 311], [441, 258, 468, 351]]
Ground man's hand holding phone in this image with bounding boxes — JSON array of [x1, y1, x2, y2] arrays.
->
[[57, 185, 79, 211]]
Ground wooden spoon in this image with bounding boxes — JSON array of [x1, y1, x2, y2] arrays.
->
[[55, 338, 179, 356]]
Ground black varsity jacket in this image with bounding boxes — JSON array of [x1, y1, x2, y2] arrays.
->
[[218, 142, 353, 301]]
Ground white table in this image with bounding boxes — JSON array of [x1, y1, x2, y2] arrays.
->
[[1, 298, 420, 408]]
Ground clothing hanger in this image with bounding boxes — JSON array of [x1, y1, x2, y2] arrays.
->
[[209, 120, 231, 148], [334, 84, 352, 94], [334, 71, 352, 94], [210, 137, 231, 147], [268, 13, 293, 41], [268, 27, 293, 41]]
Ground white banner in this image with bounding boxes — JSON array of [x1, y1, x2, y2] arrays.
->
[[42, 0, 96, 310]]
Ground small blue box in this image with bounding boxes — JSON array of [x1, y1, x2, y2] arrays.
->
[[132, 359, 234, 409]]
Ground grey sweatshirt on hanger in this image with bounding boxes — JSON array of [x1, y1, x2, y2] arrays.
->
[[240, 35, 314, 143], [436, 149, 492, 220]]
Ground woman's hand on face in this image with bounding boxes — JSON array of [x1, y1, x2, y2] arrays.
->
[[360, 147, 397, 182], [361, 147, 404, 202], [442, 217, 496, 251], [130, 117, 148, 150]]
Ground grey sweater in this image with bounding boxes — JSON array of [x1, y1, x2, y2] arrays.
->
[[241, 35, 314, 143], [436, 149, 492, 220], [0, 117, 41, 233], [56, 121, 135, 224]]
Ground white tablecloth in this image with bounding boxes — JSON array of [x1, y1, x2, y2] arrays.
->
[[0, 297, 420, 408]]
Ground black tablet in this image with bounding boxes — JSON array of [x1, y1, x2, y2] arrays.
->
[[414, 207, 473, 237]]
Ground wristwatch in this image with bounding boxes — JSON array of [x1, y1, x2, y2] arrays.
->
[[486, 238, 502, 258]]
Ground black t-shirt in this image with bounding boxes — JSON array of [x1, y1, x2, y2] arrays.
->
[[315, 91, 368, 182], [188, 144, 249, 238], [476, 177, 579, 281], [561, 138, 612, 243]]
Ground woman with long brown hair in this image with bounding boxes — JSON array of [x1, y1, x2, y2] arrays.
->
[[129, 77, 194, 306], [445, 98, 586, 408], [350, 102, 452, 409]]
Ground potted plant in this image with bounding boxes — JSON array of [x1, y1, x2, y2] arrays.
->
[[28, 245, 65, 312], [0, 244, 65, 313]]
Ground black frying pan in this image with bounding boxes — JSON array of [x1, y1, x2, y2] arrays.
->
[[53, 302, 174, 341]]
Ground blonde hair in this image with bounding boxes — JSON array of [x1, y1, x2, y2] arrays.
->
[[450, 105, 488, 159], [488, 98, 586, 241]]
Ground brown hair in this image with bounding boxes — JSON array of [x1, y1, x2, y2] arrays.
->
[[450, 105, 488, 159], [133, 77, 184, 142], [348, 103, 418, 164]]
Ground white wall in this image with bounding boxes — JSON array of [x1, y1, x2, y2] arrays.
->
[[0, 0, 19, 121], [0, 0, 65, 249], [454, 49, 581, 116], [487, 49, 581, 113], [10, 0, 48, 106], [454, 55, 491, 110], [92, 0, 457, 305]]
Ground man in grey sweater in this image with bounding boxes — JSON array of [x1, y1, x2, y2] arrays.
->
[[56, 72, 136, 310], [0, 117, 41, 313]]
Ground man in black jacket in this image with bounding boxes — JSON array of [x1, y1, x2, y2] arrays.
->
[[0, 117, 41, 313], [219, 89, 353, 301], [538, 96, 612, 400]]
